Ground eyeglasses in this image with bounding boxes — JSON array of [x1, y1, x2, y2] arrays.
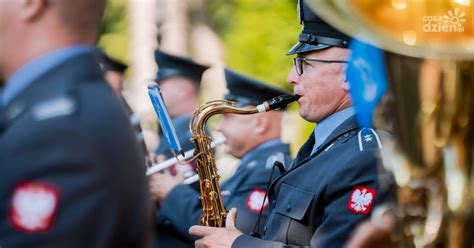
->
[[293, 57, 348, 75]]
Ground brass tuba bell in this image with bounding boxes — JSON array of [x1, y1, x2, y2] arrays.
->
[[306, 0, 474, 247], [305, 0, 474, 59]]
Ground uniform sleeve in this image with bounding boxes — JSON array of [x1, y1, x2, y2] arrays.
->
[[159, 168, 272, 241], [233, 234, 290, 248], [234, 234, 314, 248], [1, 149, 150, 247], [225, 168, 272, 235], [309, 149, 387, 248], [158, 184, 202, 241]]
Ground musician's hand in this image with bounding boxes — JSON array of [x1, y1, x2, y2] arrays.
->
[[189, 208, 243, 248], [146, 153, 167, 168], [149, 172, 185, 202], [345, 213, 393, 248], [148, 153, 168, 164]]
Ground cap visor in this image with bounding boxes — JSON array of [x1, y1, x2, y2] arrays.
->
[[286, 42, 331, 55]]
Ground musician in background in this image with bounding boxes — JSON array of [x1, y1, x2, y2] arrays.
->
[[0, 0, 151, 246], [152, 49, 209, 172], [148, 49, 209, 247], [98, 51, 147, 156], [149, 68, 293, 247]]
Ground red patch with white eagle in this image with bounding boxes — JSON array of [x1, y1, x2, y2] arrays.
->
[[347, 186, 376, 215], [8, 181, 60, 233], [245, 188, 269, 213]]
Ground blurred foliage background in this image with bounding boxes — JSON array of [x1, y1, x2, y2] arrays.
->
[[205, 0, 299, 92], [99, 0, 314, 153], [99, 0, 129, 64], [100, 0, 299, 91]]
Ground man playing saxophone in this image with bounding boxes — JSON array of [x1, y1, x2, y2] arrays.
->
[[189, 1, 393, 247], [149, 68, 293, 248]]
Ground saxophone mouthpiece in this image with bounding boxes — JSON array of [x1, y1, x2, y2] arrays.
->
[[257, 94, 300, 112]]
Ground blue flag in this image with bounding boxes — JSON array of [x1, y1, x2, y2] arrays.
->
[[346, 39, 388, 128]]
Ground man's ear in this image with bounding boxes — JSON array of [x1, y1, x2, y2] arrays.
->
[[254, 113, 268, 135], [21, 0, 48, 22]]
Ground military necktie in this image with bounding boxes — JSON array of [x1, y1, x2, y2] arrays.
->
[[290, 132, 316, 168], [0, 92, 5, 135], [0, 106, 5, 136]]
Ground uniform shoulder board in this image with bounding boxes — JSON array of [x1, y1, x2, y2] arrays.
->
[[357, 128, 382, 151], [247, 160, 258, 169], [32, 96, 77, 122]]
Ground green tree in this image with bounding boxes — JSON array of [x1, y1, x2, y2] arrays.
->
[[208, 0, 299, 91], [98, 0, 129, 64], [207, 0, 313, 152]]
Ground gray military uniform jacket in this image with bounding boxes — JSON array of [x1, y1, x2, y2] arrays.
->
[[155, 140, 292, 248], [233, 116, 393, 248], [0, 52, 152, 247]]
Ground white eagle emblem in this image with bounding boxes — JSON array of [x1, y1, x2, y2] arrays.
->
[[245, 189, 268, 213], [9, 182, 59, 232], [347, 186, 376, 214], [170, 162, 194, 176]]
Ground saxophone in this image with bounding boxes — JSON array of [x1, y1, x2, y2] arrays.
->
[[190, 94, 299, 227]]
